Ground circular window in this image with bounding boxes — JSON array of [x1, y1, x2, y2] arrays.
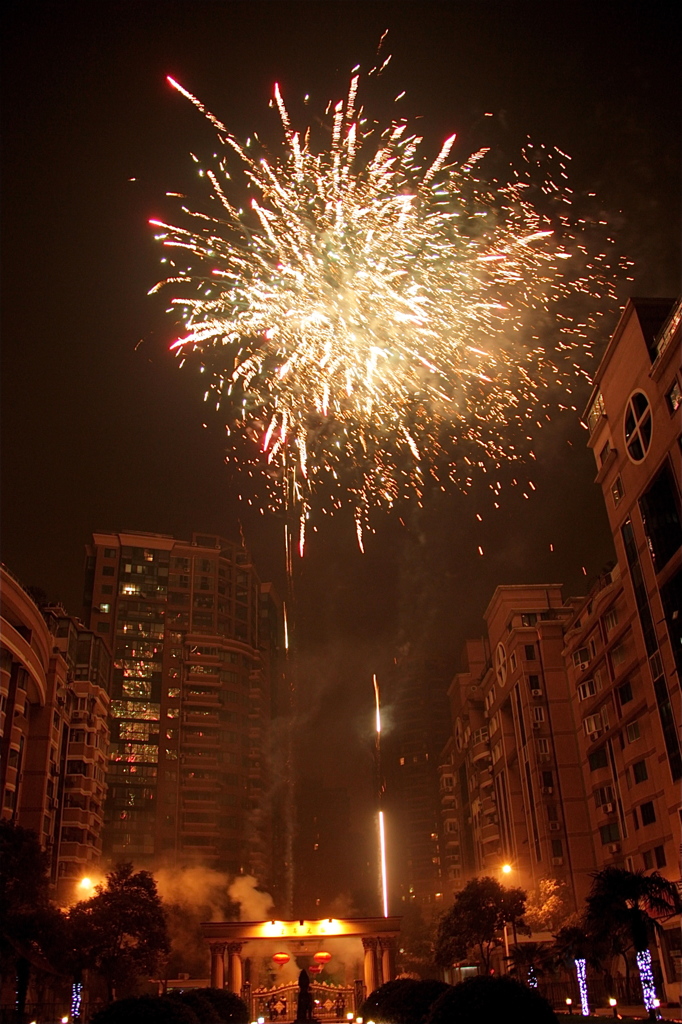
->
[[495, 643, 507, 685], [624, 391, 652, 462]]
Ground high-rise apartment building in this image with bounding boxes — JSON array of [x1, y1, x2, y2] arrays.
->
[[387, 653, 452, 912], [1, 566, 110, 901], [441, 587, 597, 914], [578, 296, 681, 997], [83, 530, 285, 895]]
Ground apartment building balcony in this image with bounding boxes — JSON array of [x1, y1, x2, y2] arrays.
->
[[481, 821, 500, 845], [471, 740, 491, 765]]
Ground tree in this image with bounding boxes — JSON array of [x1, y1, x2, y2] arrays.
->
[[395, 903, 438, 979], [524, 878, 571, 934], [361, 979, 451, 1024], [69, 863, 170, 1002], [585, 867, 681, 1018], [0, 820, 68, 1018], [506, 941, 553, 989], [434, 876, 527, 974], [551, 924, 602, 1017]]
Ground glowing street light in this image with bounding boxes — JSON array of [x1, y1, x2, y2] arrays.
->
[[501, 863, 512, 875]]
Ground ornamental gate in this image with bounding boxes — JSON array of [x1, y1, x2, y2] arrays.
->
[[251, 982, 358, 1022]]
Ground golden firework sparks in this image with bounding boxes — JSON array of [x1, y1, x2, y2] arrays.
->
[[151, 70, 628, 553]]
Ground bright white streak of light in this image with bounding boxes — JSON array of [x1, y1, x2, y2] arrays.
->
[[373, 673, 381, 735], [379, 810, 389, 918]]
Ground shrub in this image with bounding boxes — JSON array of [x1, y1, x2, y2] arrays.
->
[[169, 990, 223, 1022], [361, 979, 451, 1024], [91, 994, 200, 1024], [190, 988, 249, 1023], [426, 975, 558, 1024]]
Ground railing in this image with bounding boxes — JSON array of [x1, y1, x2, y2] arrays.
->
[[251, 982, 356, 1022]]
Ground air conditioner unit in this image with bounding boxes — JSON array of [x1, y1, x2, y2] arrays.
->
[[531, 688, 543, 697], [551, 856, 564, 866], [549, 821, 561, 831], [541, 786, 553, 795], [603, 802, 615, 813], [608, 842, 621, 854]]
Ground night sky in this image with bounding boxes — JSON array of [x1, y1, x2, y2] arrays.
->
[[2, 2, 680, 836]]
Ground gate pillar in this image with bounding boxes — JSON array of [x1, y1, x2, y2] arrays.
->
[[362, 937, 378, 995], [210, 943, 227, 989], [227, 942, 244, 994], [378, 937, 396, 985]]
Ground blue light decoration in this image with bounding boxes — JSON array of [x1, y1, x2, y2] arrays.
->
[[574, 957, 590, 1017], [71, 981, 83, 1019], [636, 949, 660, 1017]]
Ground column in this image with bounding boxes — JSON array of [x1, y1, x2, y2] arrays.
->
[[227, 942, 244, 994], [210, 944, 226, 990], [362, 938, 378, 995], [379, 937, 396, 985]]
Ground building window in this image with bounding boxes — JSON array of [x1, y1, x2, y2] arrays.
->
[[521, 613, 537, 627], [102, 566, 115, 576], [626, 720, 641, 743], [510, 652, 517, 671], [599, 822, 620, 845], [611, 476, 624, 506], [654, 845, 666, 868], [101, 584, 114, 595], [524, 643, 536, 661], [617, 681, 633, 706], [577, 679, 598, 702], [603, 609, 618, 636], [599, 440, 611, 466], [666, 378, 682, 412], [640, 801, 656, 826], [533, 707, 545, 723], [583, 714, 602, 737], [536, 739, 550, 755], [551, 839, 563, 858], [638, 462, 682, 572], [588, 747, 608, 771], [495, 644, 507, 685], [104, 547, 117, 558], [573, 647, 590, 670], [643, 849, 654, 870], [594, 785, 615, 807], [632, 759, 648, 783], [623, 391, 652, 462], [586, 390, 606, 433]]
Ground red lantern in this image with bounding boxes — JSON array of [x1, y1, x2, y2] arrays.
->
[[313, 951, 332, 965], [272, 952, 290, 968]]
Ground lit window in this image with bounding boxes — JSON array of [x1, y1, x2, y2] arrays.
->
[[611, 476, 624, 506], [666, 378, 682, 413]]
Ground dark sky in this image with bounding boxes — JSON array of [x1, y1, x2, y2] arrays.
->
[[2, 2, 680, 818]]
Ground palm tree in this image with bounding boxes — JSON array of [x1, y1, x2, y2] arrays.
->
[[552, 925, 602, 1017], [507, 941, 553, 989], [585, 867, 681, 1019]]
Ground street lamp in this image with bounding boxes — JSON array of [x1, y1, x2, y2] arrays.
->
[[501, 863, 512, 875]]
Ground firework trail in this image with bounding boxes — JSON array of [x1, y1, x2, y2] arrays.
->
[[151, 68, 628, 553]]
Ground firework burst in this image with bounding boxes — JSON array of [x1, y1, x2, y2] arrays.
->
[[151, 70, 627, 553]]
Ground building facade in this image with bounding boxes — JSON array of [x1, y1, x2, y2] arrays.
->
[[579, 296, 682, 995], [1, 566, 110, 901], [441, 588, 597, 916], [83, 530, 285, 896], [387, 653, 452, 913]]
